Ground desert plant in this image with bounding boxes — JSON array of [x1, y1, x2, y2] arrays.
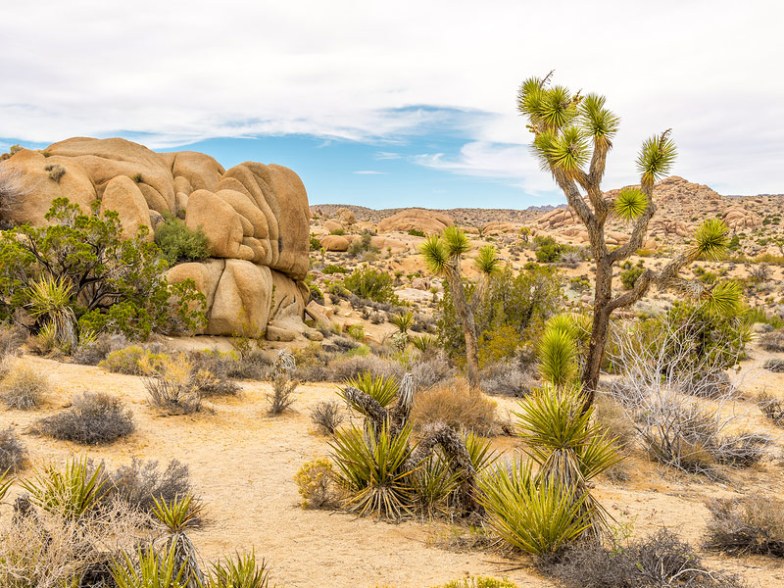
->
[[340, 372, 400, 410], [207, 551, 271, 588], [479, 361, 536, 397], [145, 356, 202, 415], [112, 544, 187, 588], [1, 362, 49, 409], [45, 163, 66, 183], [36, 392, 135, 445], [410, 379, 499, 435], [0, 426, 26, 473], [108, 458, 193, 515], [758, 393, 784, 426], [704, 496, 784, 557], [310, 400, 344, 435], [267, 350, 298, 415], [329, 420, 417, 520], [410, 353, 456, 391], [422, 227, 497, 388], [294, 458, 337, 508], [764, 358, 784, 373], [153, 494, 205, 587], [518, 73, 737, 410], [479, 458, 590, 556], [154, 216, 210, 264], [546, 528, 747, 587], [409, 450, 462, 518], [100, 344, 169, 375], [343, 266, 397, 303], [0, 468, 12, 502], [21, 457, 108, 519], [25, 274, 78, 352]]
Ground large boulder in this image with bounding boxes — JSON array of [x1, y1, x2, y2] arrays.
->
[[0, 137, 312, 338], [377, 209, 453, 234]]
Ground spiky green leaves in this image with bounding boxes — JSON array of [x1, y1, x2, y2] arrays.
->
[[340, 373, 399, 409], [152, 494, 200, 533], [545, 126, 590, 175], [21, 457, 107, 520], [538, 327, 578, 387], [636, 130, 677, 188], [420, 227, 471, 276], [518, 76, 579, 132], [579, 94, 620, 142], [475, 245, 500, 276], [25, 275, 73, 319], [614, 188, 648, 221], [694, 218, 730, 258], [208, 551, 270, 588], [703, 281, 743, 317], [479, 458, 590, 556], [0, 469, 12, 502], [111, 544, 186, 588]]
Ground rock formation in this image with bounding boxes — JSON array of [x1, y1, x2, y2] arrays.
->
[[0, 137, 311, 339]]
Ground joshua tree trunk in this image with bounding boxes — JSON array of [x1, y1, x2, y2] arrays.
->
[[445, 264, 480, 389]]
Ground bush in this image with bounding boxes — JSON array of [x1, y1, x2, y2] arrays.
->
[[268, 350, 298, 415], [764, 358, 784, 373], [760, 330, 784, 352], [154, 216, 210, 264], [208, 551, 271, 588], [346, 323, 365, 341], [100, 345, 168, 375], [705, 496, 784, 557], [343, 266, 397, 303], [758, 393, 784, 426], [327, 355, 404, 383], [1, 363, 49, 409], [479, 361, 537, 397], [410, 380, 499, 435], [145, 373, 202, 415], [108, 458, 192, 514], [347, 230, 379, 257], [310, 400, 344, 435], [0, 427, 26, 472], [533, 235, 571, 263], [545, 529, 747, 587], [294, 458, 338, 508], [410, 353, 456, 391], [433, 578, 518, 588], [72, 332, 129, 365], [36, 392, 135, 445], [619, 261, 645, 290]]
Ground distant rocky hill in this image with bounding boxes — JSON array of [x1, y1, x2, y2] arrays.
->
[[311, 204, 556, 227]]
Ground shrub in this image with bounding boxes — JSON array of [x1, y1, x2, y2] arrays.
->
[[760, 330, 784, 352], [410, 353, 456, 391], [434, 578, 518, 588], [327, 355, 404, 383], [1, 363, 49, 409], [100, 345, 169, 375], [0, 426, 26, 472], [190, 368, 241, 398], [764, 358, 784, 373], [20, 458, 108, 519], [310, 400, 344, 435], [347, 230, 379, 257], [758, 393, 784, 426], [322, 264, 349, 275], [545, 528, 747, 588], [343, 266, 397, 303], [410, 380, 499, 435], [108, 458, 192, 514], [619, 261, 645, 290], [346, 323, 365, 341], [294, 458, 337, 508], [36, 392, 135, 445], [72, 332, 129, 365], [154, 216, 210, 264], [268, 350, 298, 415], [407, 228, 426, 237], [45, 163, 66, 183], [145, 373, 202, 415], [704, 496, 784, 557], [479, 361, 537, 397], [533, 235, 569, 263]]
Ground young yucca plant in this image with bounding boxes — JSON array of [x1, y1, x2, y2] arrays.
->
[[340, 372, 399, 410], [465, 432, 498, 472], [207, 551, 270, 588], [112, 544, 187, 588], [390, 310, 414, 334], [410, 451, 461, 518], [26, 274, 78, 353], [537, 327, 577, 387], [21, 457, 107, 519], [153, 494, 204, 588], [479, 458, 590, 556], [329, 420, 417, 521]]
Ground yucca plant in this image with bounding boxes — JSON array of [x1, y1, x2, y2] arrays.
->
[[25, 274, 78, 353], [0, 468, 12, 502], [538, 327, 577, 387], [340, 372, 399, 410], [20, 457, 107, 519], [410, 451, 461, 518], [479, 458, 590, 556], [152, 494, 204, 588], [411, 334, 437, 353], [329, 420, 418, 520], [465, 432, 498, 472], [207, 551, 270, 588], [518, 73, 735, 410], [390, 310, 414, 334], [112, 544, 187, 588]]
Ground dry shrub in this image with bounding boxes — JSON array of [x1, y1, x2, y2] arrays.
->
[[99, 345, 168, 375], [0, 426, 26, 472], [72, 332, 129, 366], [268, 350, 298, 415], [758, 392, 784, 426], [144, 354, 203, 414], [705, 496, 784, 557], [0, 498, 151, 588], [760, 330, 784, 352], [410, 352, 456, 391], [764, 358, 784, 373], [310, 400, 344, 435], [1, 362, 49, 409], [479, 360, 537, 397], [327, 354, 403, 383], [190, 368, 241, 397], [226, 349, 271, 380], [545, 529, 747, 588], [0, 322, 25, 359], [107, 458, 192, 514], [35, 392, 135, 445], [411, 380, 499, 435]]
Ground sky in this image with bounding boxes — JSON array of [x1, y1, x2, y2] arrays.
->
[[1, 0, 782, 209]]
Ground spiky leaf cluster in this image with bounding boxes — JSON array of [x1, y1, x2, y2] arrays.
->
[[614, 188, 648, 222]]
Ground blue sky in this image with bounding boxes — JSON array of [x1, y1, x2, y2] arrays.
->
[[1, 0, 782, 209]]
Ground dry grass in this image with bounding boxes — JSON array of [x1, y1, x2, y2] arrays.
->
[[1, 363, 50, 409], [0, 426, 27, 472], [705, 496, 784, 557], [410, 379, 499, 436]]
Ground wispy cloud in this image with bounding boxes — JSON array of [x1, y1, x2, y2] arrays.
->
[[375, 151, 402, 160]]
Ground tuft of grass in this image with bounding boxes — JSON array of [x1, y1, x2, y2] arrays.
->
[[21, 457, 108, 519], [1, 363, 49, 409], [36, 392, 135, 445], [410, 379, 499, 436], [208, 551, 271, 588]]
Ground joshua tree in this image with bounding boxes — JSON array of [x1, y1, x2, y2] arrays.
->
[[518, 73, 736, 409], [421, 227, 498, 388]]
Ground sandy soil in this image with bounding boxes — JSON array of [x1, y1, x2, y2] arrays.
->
[[3, 348, 784, 587]]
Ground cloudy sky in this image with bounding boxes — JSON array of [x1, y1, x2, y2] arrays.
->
[[1, 0, 781, 208]]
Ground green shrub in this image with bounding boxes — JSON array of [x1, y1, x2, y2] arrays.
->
[[433, 578, 518, 588], [407, 229, 426, 237], [343, 267, 397, 303], [346, 323, 365, 341], [154, 217, 210, 264], [533, 235, 569, 263], [294, 458, 337, 508], [347, 230, 379, 257], [323, 264, 349, 275], [619, 261, 644, 290], [100, 345, 169, 375]]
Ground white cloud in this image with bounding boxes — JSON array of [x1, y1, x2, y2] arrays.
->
[[0, 0, 782, 195]]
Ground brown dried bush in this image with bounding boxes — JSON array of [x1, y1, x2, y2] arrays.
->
[[310, 400, 344, 435], [35, 392, 135, 445], [705, 496, 784, 557], [410, 379, 499, 436], [1, 363, 49, 409], [0, 426, 26, 472]]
